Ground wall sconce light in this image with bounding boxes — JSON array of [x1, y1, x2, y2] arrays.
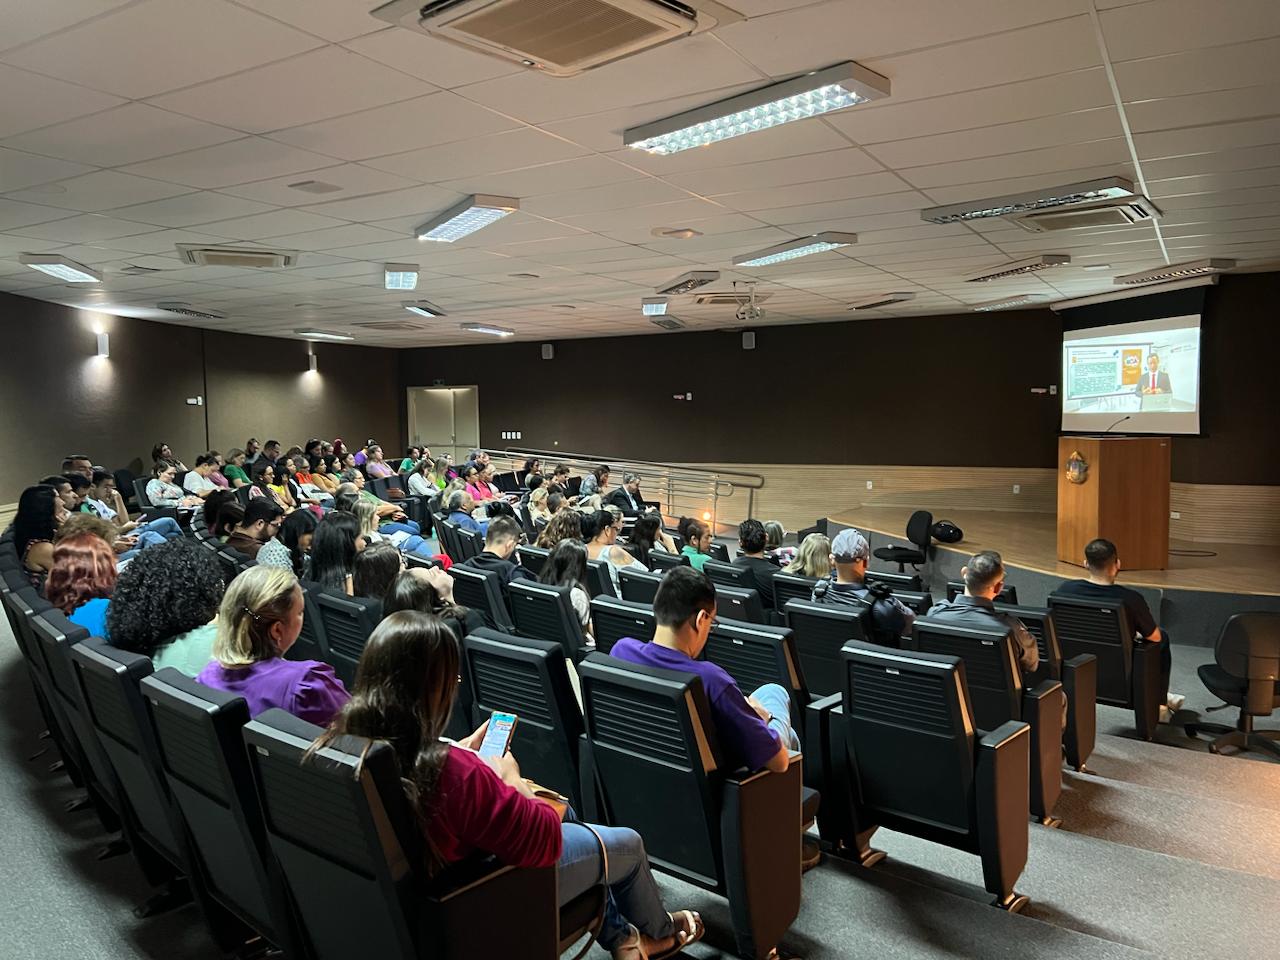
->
[[308, 353, 318, 373], [96, 332, 110, 358]]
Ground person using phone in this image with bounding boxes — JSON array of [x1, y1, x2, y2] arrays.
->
[[310, 612, 704, 960]]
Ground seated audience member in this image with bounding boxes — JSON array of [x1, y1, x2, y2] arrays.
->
[[520, 472, 544, 503], [183, 454, 220, 499], [812, 529, 915, 642], [290, 456, 329, 503], [445, 489, 488, 536], [1054, 538, 1183, 717], [354, 500, 436, 562], [308, 456, 340, 493], [197, 565, 349, 725], [352, 541, 404, 601], [206, 451, 230, 488], [150, 442, 187, 472], [679, 518, 713, 572], [225, 499, 285, 561], [585, 509, 646, 590], [382, 566, 483, 640], [212, 503, 244, 542], [579, 465, 610, 499], [353, 439, 377, 469], [256, 509, 317, 578], [459, 517, 532, 586], [310, 612, 703, 958], [398, 446, 424, 474], [339, 452, 358, 474], [407, 457, 436, 497], [364, 444, 395, 480], [605, 473, 646, 515], [202, 489, 238, 536], [62, 454, 95, 480], [331, 438, 348, 464], [309, 512, 366, 595], [84, 469, 134, 529], [46, 532, 117, 636], [253, 461, 295, 513], [482, 498, 515, 520], [107, 540, 225, 676], [243, 438, 262, 467], [343, 469, 420, 536], [732, 519, 779, 608], [548, 464, 572, 495], [547, 492, 566, 516], [928, 551, 1039, 673], [304, 438, 324, 468], [624, 514, 675, 568], [527, 486, 552, 526], [764, 521, 795, 566], [783, 534, 832, 580], [611, 567, 798, 775], [539, 539, 594, 641], [61, 472, 94, 513], [259, 440, 283, 468], [147, 462, 202, 509], [41, 474, 79, 513], [279, 457, 324, 511], [430, 456, 452, 490], [522, 457, 542, 481], [462, 464, 491, 503], [535, 509, 581, 550], [223, 448, 251, 488], [15, 484, 70, 592]]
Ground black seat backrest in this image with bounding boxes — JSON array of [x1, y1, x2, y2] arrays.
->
[[703, 620, 807, 727], [243, 709, 422, 960], [619, 568, 663, 604], [293, 580, 330, 665], [436, 519, 464, 562], [457, 529, 483, 561], [315, 591, 382, 689], [508, 580, 587, 662], [906, 510, 934, 551], [841, 641, 976, 834], [493, 471, 519, 493], [448, 566, 515, 632], [589, 597, 656, 653], [908, 620, 1022, 731], [783, 599, 872, 697], [710, 584, 765, 624], [866, 570, 923, 592], [894, 590, 934, 617], [648, 550, 688, 572], [947, 581, 1019, 605], [517, 545, 549, 576], [464, 629, 586, 807], [578, 654, 724, 886], [217, 548, 251, 584], [1047, 593, 1134, 706], [702, 559, 753, 591], [70, 638, 182, 861], [142, 669, 295, 950], [772, 572, 818, 609], [707, 542, 730, 562], [134, 477, 153, 509], [585, 560, 618, 598], [996, 604, 1060, 684]]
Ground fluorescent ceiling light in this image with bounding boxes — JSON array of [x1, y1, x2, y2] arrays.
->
[[402, 300, 445, 318], [920, 177, 1135, 224], [733, 231, 857, 267], [642, 297, 669, 316], [460, 323, 515, 338], [624, 61, 890, 155], [1050, 275, 1218, 311], [416, 194, 518, 242], [972, 294, 1048, 312], [20, 254, 101, 283], [384, 263, 418, 290], [656, 270, 719, 295], [1082, 264, 1112, 271], [966, 254, 1070, 283], [1114, 258, 1235, 285], [294, 327, 354, 341], [850, 292, 915, 310]]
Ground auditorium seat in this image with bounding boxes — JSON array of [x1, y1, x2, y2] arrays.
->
[[808, 641, 1030, 911], [463, 628, 588, 809], [702, 619, 810, 733], [516, 544, 549, 576], [893, 589, 935, 617], [447, 566, 515, 632], [215, 547, 252, 585], [507, 580, 589, 662], [379, 474, 429, 531], [996, 604, 1097, 771], [648, 550, 688, 572], [578, 653, 802, 959], [1048, 593, 1163, 741], [707, 542, 731, 562], [772, 572, 818, 609], [711, 584, 766, 624], [948, 581, 1019, 605], [585, 559, 618, 598], [588, 596, 656, 653], [243, 709, 600, 960], [871, 511, 933, 572], [435, 517, 464, 561], [142, 669, 305, 958], [702, 558, 755, 592], [865, 570, 924, 592], [1185, 612, 1280, 758], [292, 580, 330, 665], [618, 567, 663, 604], [907, 620, 1064, 826], [314, 591, 382, 689], [783, 599, 872, 697], [456, 529, 483, 562]]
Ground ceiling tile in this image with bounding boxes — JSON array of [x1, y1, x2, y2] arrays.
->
[[1135, 117, 1280, 162], [0, 198, 79, 231], [1111, 37, 1280, 102], [0, 64, 125, 139], [0, 147, 95, 192], [366, 128, 590, 183], [14, 213, 163, 243], [0, 0, 135, 53], [3, 102, 243, 167], [294, 183, 464, 224], [100, 191, 278, 228], [4, 169, 192, 212], [216, 163, 419, 206], [341, 25, 521, 89], [712, 171, 910, 213], [437, 155, 644, 199], [1, 0, 323, 99], [661, 148, 882, 197], [901, 138, 1130, 190], [256, 222, 408, 252], [235, 0, 386, 42], [187, 207, 350, 239], [1099, 0, 1280, 62], [120, 137, 336, 189], [1125, 84, 1280, 135]]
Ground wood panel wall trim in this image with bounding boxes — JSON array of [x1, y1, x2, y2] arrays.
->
[[1170, 483, 1280, 546]]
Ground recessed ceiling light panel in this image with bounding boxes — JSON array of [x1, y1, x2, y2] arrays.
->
[[920, 177, 1136, 224], [416, 194, 519, 242], [733, 231, 857, 267], [460, 322, 515, 338], [1114, 258, 1235, 285], [656, 270, 719, 295], [965, 254, 1070, 283], [402, 300, 445, 318], [642, 297, 668, 316], [19, 254, 101, 283], [384, 263, 419, 290], [625, 61, 890, 155]]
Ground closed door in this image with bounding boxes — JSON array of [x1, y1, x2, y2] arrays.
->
[[406, 387, 479, 465]]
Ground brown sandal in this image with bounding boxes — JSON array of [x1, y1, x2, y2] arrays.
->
[[648, 910, 704, 960]]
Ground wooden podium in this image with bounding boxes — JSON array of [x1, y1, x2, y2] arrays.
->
[[1057, 436, 1171, 570]]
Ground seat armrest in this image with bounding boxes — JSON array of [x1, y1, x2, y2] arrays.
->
[[1061, 654, 1097, 770], [804, 696, 858, 847], [577, 733, 600, 824], [421, 859, 560, 959], [1131, 642, 1164, 740], [974, 721, 1030, 900], [1021, 681, 1064, 822]]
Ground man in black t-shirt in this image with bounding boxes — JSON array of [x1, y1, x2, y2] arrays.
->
[[732, 519, 778, 608], [1054, 538, 1183, 718]]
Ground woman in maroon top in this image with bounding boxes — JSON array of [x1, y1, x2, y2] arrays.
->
[[311, 612, 703, 959]]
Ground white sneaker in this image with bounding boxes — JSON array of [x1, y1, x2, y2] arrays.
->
[[1158, 705, 1172, 724], [1167, 694, 1186, 712]]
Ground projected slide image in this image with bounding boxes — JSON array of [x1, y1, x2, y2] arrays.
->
[[1063, 322, 1199, 416]]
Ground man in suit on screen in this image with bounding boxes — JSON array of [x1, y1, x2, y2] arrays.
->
[[1135, 353, 1172, 395]]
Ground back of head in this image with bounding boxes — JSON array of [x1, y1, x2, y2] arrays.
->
[[353, 499, 379, 537], [46, 533, 117, 615], [653, 567, 717, 629], [214, 503, 245, 538], [63, 472, 92, 495], [353, 541, 402, 601], [242, 497, 284, 529], [108, 540, 225, 655], [311, 512, 361, 589], [214, 565, 299, 667], [485, 515, 522, 550], [763, 520, 785, 551], [963, 550, 1004, 595], [203, 488, 237, 531], [631, 514, 660, 548], [56, 513, 116, 546], [540, 539, 587, 589], [382, 571, 444, 618], [831, 528, 870, 568], [445, 489, 467, 514], [785, 533, 831, 578], [332, 490, 359, 513], [15, 484, 58, 554], [536, 509, 581, 548], [485, 499, 515, 519], [738, 518, 766, 554], [279, 509, 318, 574], [1084, 538, 1117, 573]]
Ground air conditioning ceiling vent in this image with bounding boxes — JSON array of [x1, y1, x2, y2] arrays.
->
[[372, 0, 737, 78], [693, 291, 773, 307], [650, 316, 686, 330], [1010, 197, 1161, 233], [176, 244, 299, 268]]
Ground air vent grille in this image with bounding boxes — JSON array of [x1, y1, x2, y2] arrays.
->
[[156, 301, 227, 321], [650, 316, 685, 330], [1011, 197, 1161, 234], [176, 244, 299, 268], [693, 291, 772, 306]]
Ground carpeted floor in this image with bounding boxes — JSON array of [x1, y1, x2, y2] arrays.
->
[[5, 609, 1279, 959]]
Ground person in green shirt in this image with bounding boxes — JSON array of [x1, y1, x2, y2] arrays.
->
[[681, 518, 713, 571], [223, 448, 251, 488]]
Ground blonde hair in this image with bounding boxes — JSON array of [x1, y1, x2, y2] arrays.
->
[[353, 500, 379, 538], [528, 486, 549, 514], [784, 534, 832, 579], [213, 566, 299, 667]]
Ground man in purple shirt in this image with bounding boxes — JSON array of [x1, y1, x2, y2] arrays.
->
[[610, 567, 797, 775]]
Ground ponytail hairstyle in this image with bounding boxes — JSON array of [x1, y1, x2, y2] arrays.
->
[[212, 565, 299, 667]]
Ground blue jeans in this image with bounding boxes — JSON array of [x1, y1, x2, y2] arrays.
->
[[751, 682, 800, 751], [137, 517, 183, 541], [379, 519, 421, 537], [558, 807, 673, 951]]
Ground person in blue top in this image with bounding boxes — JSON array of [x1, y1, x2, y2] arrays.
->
[[445, 488, 488, 535], [45, 531, 117, 637]]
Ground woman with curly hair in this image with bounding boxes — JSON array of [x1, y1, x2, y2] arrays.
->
[[106, 539, 226, 676], [46, 533, 118, 637], [534, 509, 582, 550]]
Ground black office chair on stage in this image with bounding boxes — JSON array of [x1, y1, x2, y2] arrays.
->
[[1186, 613, 1280, 758], [872, 511, 933, 572]]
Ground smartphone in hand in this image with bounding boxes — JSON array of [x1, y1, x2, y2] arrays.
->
[[477, 711, 518, 759]]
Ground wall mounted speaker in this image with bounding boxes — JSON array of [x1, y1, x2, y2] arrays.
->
[[541, 343, 554, 360], [742, 331, 756, 350]]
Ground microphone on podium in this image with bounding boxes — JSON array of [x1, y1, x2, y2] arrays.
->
[[1104, 415, 1132, 433]]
